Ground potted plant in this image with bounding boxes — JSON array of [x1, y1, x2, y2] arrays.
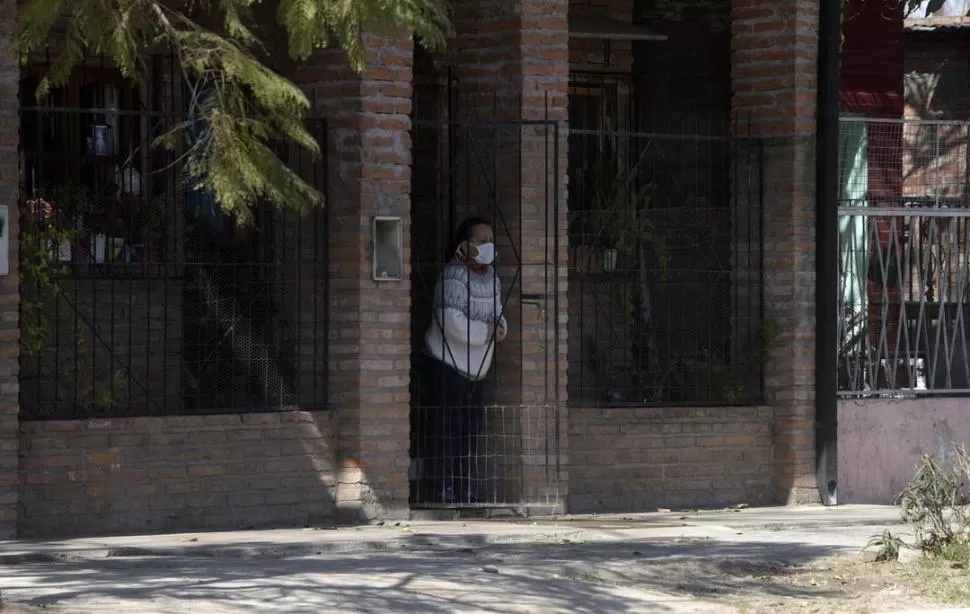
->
[[576, 158, 672, 403], [579, 158, 666, 273], [31, 185, 99, 262], [25, 195, 77, 262], [580, 160, 625, 272], [585, 334, 626, 403]]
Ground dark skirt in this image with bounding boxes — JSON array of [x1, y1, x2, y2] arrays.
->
[[414, 355, 485, 504]]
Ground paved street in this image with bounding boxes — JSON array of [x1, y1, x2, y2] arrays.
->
[[0, 505, 962, 613]]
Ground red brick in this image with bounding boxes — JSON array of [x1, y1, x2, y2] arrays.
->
[[187, 465, 225, 478], [242, 414, 280, 426], [148, 467, 187, 480], [731, 0, 819, 504]]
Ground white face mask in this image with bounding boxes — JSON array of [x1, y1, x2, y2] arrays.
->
[[474, 242, 495, 265]]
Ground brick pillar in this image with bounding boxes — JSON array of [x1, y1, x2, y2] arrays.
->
[[453, 0, 570, 509], [732, 0, 820, 504], [0, 0, 18, 538], [295, 35, 414, 520]]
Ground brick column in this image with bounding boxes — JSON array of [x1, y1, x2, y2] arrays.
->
[[732, 0, 820, 504], [295, 36, 414, 520], [0, 1, 18, 538], [453, 0, 570, 509]]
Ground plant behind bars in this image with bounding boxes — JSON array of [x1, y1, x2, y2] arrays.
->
[[20, 196, 75, 358], [20, 195, 129, 414], [577, 156, 669, 402], [578, 157, 667, 269], [838, 307, 875, 392]]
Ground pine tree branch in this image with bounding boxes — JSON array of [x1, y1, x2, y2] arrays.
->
[[16, 0, 451, 222]]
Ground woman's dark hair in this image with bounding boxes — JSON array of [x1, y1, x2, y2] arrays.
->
[[448, 216, 491, 261]]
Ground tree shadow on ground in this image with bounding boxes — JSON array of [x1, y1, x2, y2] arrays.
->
[[0, 535, 853, 612], [513, 540, 848, 602]]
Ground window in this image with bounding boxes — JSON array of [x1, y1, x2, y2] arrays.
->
[[19, 59, 330, 419], [20, 62, 180, 270], [567, 73, 766, 407]]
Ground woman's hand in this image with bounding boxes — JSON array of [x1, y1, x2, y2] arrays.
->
[[456, 240, 479, 262], [495, 320, 508, 343]]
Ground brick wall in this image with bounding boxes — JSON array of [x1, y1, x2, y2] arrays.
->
[[732, 0, 819, 503], [18, 411, 336, 537], [522, 0, 570, 506], [568, 406, 775, 511], [0, 0, 19, 539], [294, 35, 415, 520], [3, 0, 833, 534]]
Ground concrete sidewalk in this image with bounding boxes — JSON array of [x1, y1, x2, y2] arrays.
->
[[0, 505, 925, 614], [0, 504, 900, 563]]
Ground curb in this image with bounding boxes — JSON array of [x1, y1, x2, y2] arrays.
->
[[1, 539, 408, 565], [0, 524, 715, 565], [722, 518, 906, 531], [0, 512, 905, 566]]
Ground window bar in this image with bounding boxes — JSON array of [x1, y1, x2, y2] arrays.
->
[[277, 201, 287, 409], [125, 104, 134, 414], [164, 59, 177, 416], [219, 169, 229, 411], [321, 117, 330, 410]]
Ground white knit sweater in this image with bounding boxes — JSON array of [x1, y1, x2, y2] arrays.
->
[[425, 260, 506, 381]]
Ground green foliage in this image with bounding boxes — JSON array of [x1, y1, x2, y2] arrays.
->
[[839, 308, 872, 363], [689, 352, 746, 404], [21, 193, 130, 413], [865, 445, 970, 567], [752, 319, 780, 367], [277, 0, 449, 66], [578, 157, 668, 274], [15, 0, 450, 223], [898, 446, 970, 558], [576, 156, 679, 404], [77, 368, 129, 413], [939, 539, 970, 567], [688, 319, 780, 404], [20, 196, 75, 358], [865, 529, 907, 562]]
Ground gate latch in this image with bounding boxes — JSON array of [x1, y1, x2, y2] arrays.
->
[[520, 293, 550, 321]]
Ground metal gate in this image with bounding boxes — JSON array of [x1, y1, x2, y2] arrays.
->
[[408, 78, 564, 511], [837, 116, 970, 397]]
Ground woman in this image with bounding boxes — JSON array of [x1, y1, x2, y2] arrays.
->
[[423, 217, 507, 504]]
